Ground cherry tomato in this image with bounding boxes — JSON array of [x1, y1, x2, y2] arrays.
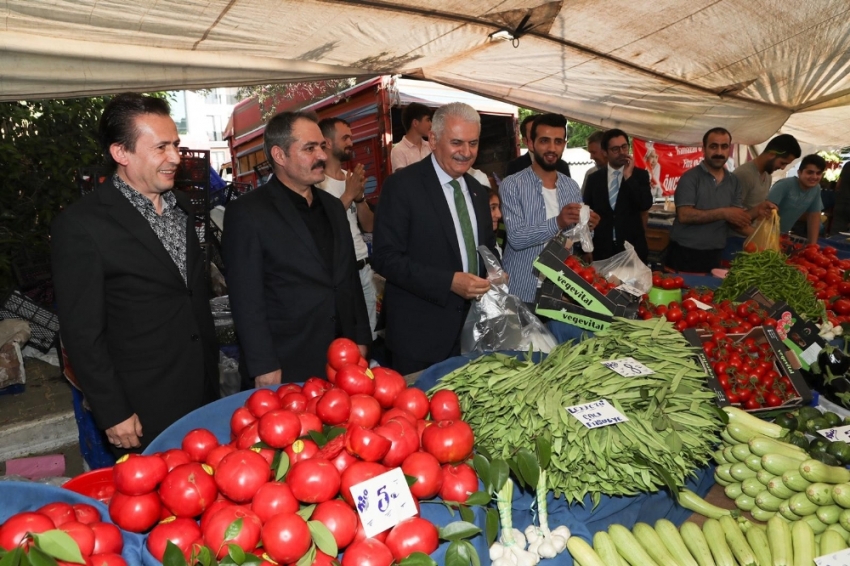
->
[[665, 308, 683, 323]]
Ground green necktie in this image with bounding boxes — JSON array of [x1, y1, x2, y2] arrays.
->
[[449, 179, 477, 274]]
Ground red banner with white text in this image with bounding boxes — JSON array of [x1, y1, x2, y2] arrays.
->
[[632, 139, 706, 198]]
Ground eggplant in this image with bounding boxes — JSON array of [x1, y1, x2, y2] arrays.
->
[[818, 347, 850, 377]]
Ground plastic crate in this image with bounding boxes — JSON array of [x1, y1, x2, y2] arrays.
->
[[0, 291, 59, 353], [76, 166, 111, 196], [175, 149, 210, 185]]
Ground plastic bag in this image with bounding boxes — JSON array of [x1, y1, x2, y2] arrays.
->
[[461, 246, 557, 354], [591, 241, 652, 294], [562, 204, 594, 253], [744, 209, 781, 252]]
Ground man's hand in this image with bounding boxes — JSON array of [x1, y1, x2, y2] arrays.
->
[[255, 369, 282, 388], [622, 154, 635, 180], [342, 164, 366, 205], [750, 200, 777, 220], [451, 272, 492, 300], [358, 344, 369, 359], [106, 414, 143, 450], [725, 207, 753, 228], [588, 210, 601, 230], [556, 203, 582, 230]]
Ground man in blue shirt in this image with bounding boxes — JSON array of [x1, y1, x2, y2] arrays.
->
[[768, 154, 826, 244]]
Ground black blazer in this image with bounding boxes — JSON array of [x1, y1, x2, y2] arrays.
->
[[51, 183, 219, 446], [583, 166, 654, 262], [221, 176, 371, 385], [371, 157, 497, 364], [505, 153, 571, 178]]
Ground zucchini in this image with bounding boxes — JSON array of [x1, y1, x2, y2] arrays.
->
[[593, 531, 628, 566], [720, 515, 758, 566], [723, 407, 786, 438], [817, 505, 842, 526], [826, 523, 850, 542], [806, 483, 836, 506], [768, 477, 796, 499], [831, 483, 850, 508], [779, 500, 800, 522], [742, 477, 765, 498], [791, 520, 816, 566], [757, 470, 777, 486], [736, 493, 756, 511], [768, 515, 793, 566], [820, 529, 848, 556], [723, 446, 739, 463], [790, 492, 820, 517], [732, 443, 753, 461], [716, 464, 735, 485], [800, 459, 850, 484], [714, 473, 733, 487], [751, 506, 776, 522], [749, 437, 808, 460], [745, 454, 764, 472], [568, 536, 609, 566], [745, 525, 772, 566], [762, 454, 805, 476], [731, 462, 759, 481], [608, 523, 661, 566], [721, 428, 737, 446], [755, 491, 785, 512], [679, 489, 732, 520], [714, 449, 729, 466], [703, 518, 737, 566], [727, 421, 764, 443], [803, 514, 829, 534], [655, 519, 698, 566], [680, 521, 717, 566], [633, 522, 679, 566], [781, 470, 813, 492], [725, 483, 744, 500]]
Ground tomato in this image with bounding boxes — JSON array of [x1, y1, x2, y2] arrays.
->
[[180, 429, 220, 463], [744, 397, 762, 410], [438, 463, 479, 503], [317, 388, 352, 426], [0, 512, 54, 550], [287, 458, 342, 504], [665, 308, 683, 323], [285, 439, 320, 465], [229, 407, 256, 438], [672, 276, 684, 288], [326, 364, 338, 384], [335, 365, 376, 396], [674, 319, 688, 332], [158, 462, 218, 518], [261, 513, 312, 564], [834, 299, 850, 316], [744, 242, 758, 253], [392, 388, 430, 420], [401, 451, 443, 500], [276, 383, 303, 398], [838, 282, 850, 297], [146, 517, 201, 561], [36, 502, 75, 527], [203, 506, 263, 559], [685, 311, 700, 327], [302, 377, 333, 399], [385, 517, 439, 561], [113, 454, 168, 496], [661, 278, 677, 290], [349, 394, 383, 429], [717, 374, 729, 389], [109, 491, 162, 533], [764, 392, 783, 408], [89, 553, 127, 566], [245, 482, 297, 524], [735, 387, 753, 403], [89, 522, 123, 556], [297, 412, 324, 437], [214, 449, 271, 503], [374, 418, 420, 467], [371, 367, 407, 409], [327, 337, 363, 371], [258, 409, 302, 449], [72, 504, 101, 525], [312, 499, 358, 550], [421, 420, 474, 464], [380, 408, 417, 426], [280, 392, 308, 412], [346, 425, 392, 462], [340, 462, 389, 507], [429, 390, 462, 421], [341, 538, 394, 566], [204, 444, 236, 469], [655, 305, 667, 316], [726, 391, 741, 404]]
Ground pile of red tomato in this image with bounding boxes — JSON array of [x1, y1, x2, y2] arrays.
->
[[786, 243, 850, 325], [562, 255, 618, 294], [0, 338, 483, 566], [639, 291, 778, 335], [651, 271, 685, 290]]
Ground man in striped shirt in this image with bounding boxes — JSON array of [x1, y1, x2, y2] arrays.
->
[[501, 114, 599, 305]]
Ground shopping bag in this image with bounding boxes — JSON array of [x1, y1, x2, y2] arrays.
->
[[591, 241, 652, 294], [562, 204, 594, 253], [461, 246, 557, 355], [743, 209, 781, 252]]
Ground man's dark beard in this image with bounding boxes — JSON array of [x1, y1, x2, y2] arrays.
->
[[334, 147, 354, 162], [534, 151, 559, 172]]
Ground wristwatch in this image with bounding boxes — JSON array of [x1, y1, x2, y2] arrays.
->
[[353, 196, 365, 204]]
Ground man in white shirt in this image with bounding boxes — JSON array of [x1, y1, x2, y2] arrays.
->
[[390, 102, 433, 172], [317, 117, 377, 339]]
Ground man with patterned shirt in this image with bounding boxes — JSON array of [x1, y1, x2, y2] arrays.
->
[[52, 93, 219, 454]]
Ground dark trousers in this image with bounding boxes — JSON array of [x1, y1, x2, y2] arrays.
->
[[664, 240, 723, 274], [390, 342, 462, 377]]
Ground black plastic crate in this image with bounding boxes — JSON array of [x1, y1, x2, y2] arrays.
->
[[0, 291, 59, 353], [76, 166, 111, 196]]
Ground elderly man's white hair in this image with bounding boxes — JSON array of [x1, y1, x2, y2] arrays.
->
[[431, 102, 480, 140]]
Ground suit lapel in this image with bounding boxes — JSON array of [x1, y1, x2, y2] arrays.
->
[[267, 178, 327, 269], [422, 161, 463, 270], [98, 183, 185, 285], [174, 190, 201, 286]]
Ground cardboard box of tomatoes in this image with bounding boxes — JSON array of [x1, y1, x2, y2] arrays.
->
[[684, 325, 813, 413]]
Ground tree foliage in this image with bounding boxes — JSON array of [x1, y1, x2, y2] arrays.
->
[[238, 79, 357, 121], [517, 107, 599, 148]]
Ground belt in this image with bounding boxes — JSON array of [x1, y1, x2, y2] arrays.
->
[[356, 257, 371, 270]]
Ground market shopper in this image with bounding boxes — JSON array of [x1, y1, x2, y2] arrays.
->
[[734, 133, 801, 210], [581, 130, 606, 194], [372, 102, 497, 375], [501, 113, 600, 304], [583, 128, 653, 262], [666, 127, 776, 273], [390, 102, 433, 172], [51, 93, 220, 454], [768, 153, 826, 244], [222, 111, 371, 388], [317, 117, 377, 339], [832, 161, 850, 234], [505, 114, 572, 178]]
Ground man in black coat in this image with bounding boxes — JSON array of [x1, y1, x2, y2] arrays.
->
[[372, 102, 497, 375], [222, 111, 371, 388], [51, 93, 219, 454], [583, 129, 654, 262]]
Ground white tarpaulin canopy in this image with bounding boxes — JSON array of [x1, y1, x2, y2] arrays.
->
[[2, 0, 849, 146]]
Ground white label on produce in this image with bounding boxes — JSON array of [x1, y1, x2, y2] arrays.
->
[[349, 467, 417, 538], [690, 299, 713, 311], [800, 342, 823, 366], [601, 357, 655, 377], [818, 424, 850, 443], [616, 283, 644, 297], [567, 399, 629, 429], [815, 547, 850, 566]]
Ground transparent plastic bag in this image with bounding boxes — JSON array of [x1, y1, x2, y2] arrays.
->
[[744, 209, 781, 252], [562, 204, 594, 253], [461, 246, 557, 354], [591, 241, 652, 293]]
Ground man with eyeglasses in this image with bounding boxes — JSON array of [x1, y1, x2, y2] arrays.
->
[[583, 129, 653, 262], [666, 127, 776, 273]]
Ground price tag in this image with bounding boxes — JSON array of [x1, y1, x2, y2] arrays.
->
[[601, 357, 654, 377], [818, 425, 850, 443], [800, 342, 823, 366], [349, 467, 417, 538], [566, 399, 629, 429], [690, 299, 713, 311], [616, 283, 644, 297], [815, 547, 850, 566]]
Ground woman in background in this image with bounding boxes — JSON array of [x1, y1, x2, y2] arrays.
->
[[489, 188, 504, 255], [832, 161, 850, 234]]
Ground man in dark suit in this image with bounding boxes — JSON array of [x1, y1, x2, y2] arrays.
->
[[583, 129, 653, 262], [222, 111, 371, 388], [505, 114, 571, 178], [51, 93, 219, 454], [372, 102, 497, 375]]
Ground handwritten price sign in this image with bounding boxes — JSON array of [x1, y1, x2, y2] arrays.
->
[[566, 399, 629, 429], [601, 357, 654, 377], [818, 425, 850, 443], [349, 467, 417, 538], [815, 547, 850, 566]]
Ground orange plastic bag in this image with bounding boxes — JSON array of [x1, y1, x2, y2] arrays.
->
[[743, 209, 780, 252]]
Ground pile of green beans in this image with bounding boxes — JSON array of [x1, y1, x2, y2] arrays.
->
[[714, 249, 824, 320], [430, 317, 722, 505]]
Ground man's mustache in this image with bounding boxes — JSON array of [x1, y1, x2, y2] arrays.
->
[[313, 161, 326, 170]]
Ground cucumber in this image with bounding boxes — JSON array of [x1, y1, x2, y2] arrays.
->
[[731, 462, 759, 481], [792, 520, 816, 566], [755, 490, 785, 512], [703, 518, 737, 566], [680, 521, 717, 566], [716, 464, 735, 484], [732, 443, 753, 461], [806, 483, 836, 506], [826, 523, 850, 542], [654, 519, 698, 566], [817, 504, 842, 526], [757, 470, 776, 486], [762, 454, 805, 476], [768, 515, 793, 566], [593, 531, 628, 566], [725, 483, 744, 500], [840, 508, 850, 532], [745, 454, 764, 472], [831, 483, 850, 508], [751, 506, 776, 522], [768, 477, 796, 499], [609, 523, 661, 566], [742, 477, 764, 498], [800, 459, 850, 484], [820, 529, 849, 556], [749, 436, 808, 459], [782, 470, 813, 492], [633, 522, 680, 566], [803, 514, 829, 534], [745, 525, 772, 566], [790, 492, 820, 517]]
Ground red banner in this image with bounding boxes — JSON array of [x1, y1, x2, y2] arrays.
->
[[632, 139, 706, 198]]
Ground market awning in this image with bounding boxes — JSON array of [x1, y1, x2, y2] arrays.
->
[[2, 0, 849, 146]]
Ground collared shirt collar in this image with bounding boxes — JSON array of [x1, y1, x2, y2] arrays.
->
[[698, 160, 730, 181], [402, 135, 427, 150], [431, 154, 465, 188], [114, 174, 178, 214], [607, 164, 624, 175]]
